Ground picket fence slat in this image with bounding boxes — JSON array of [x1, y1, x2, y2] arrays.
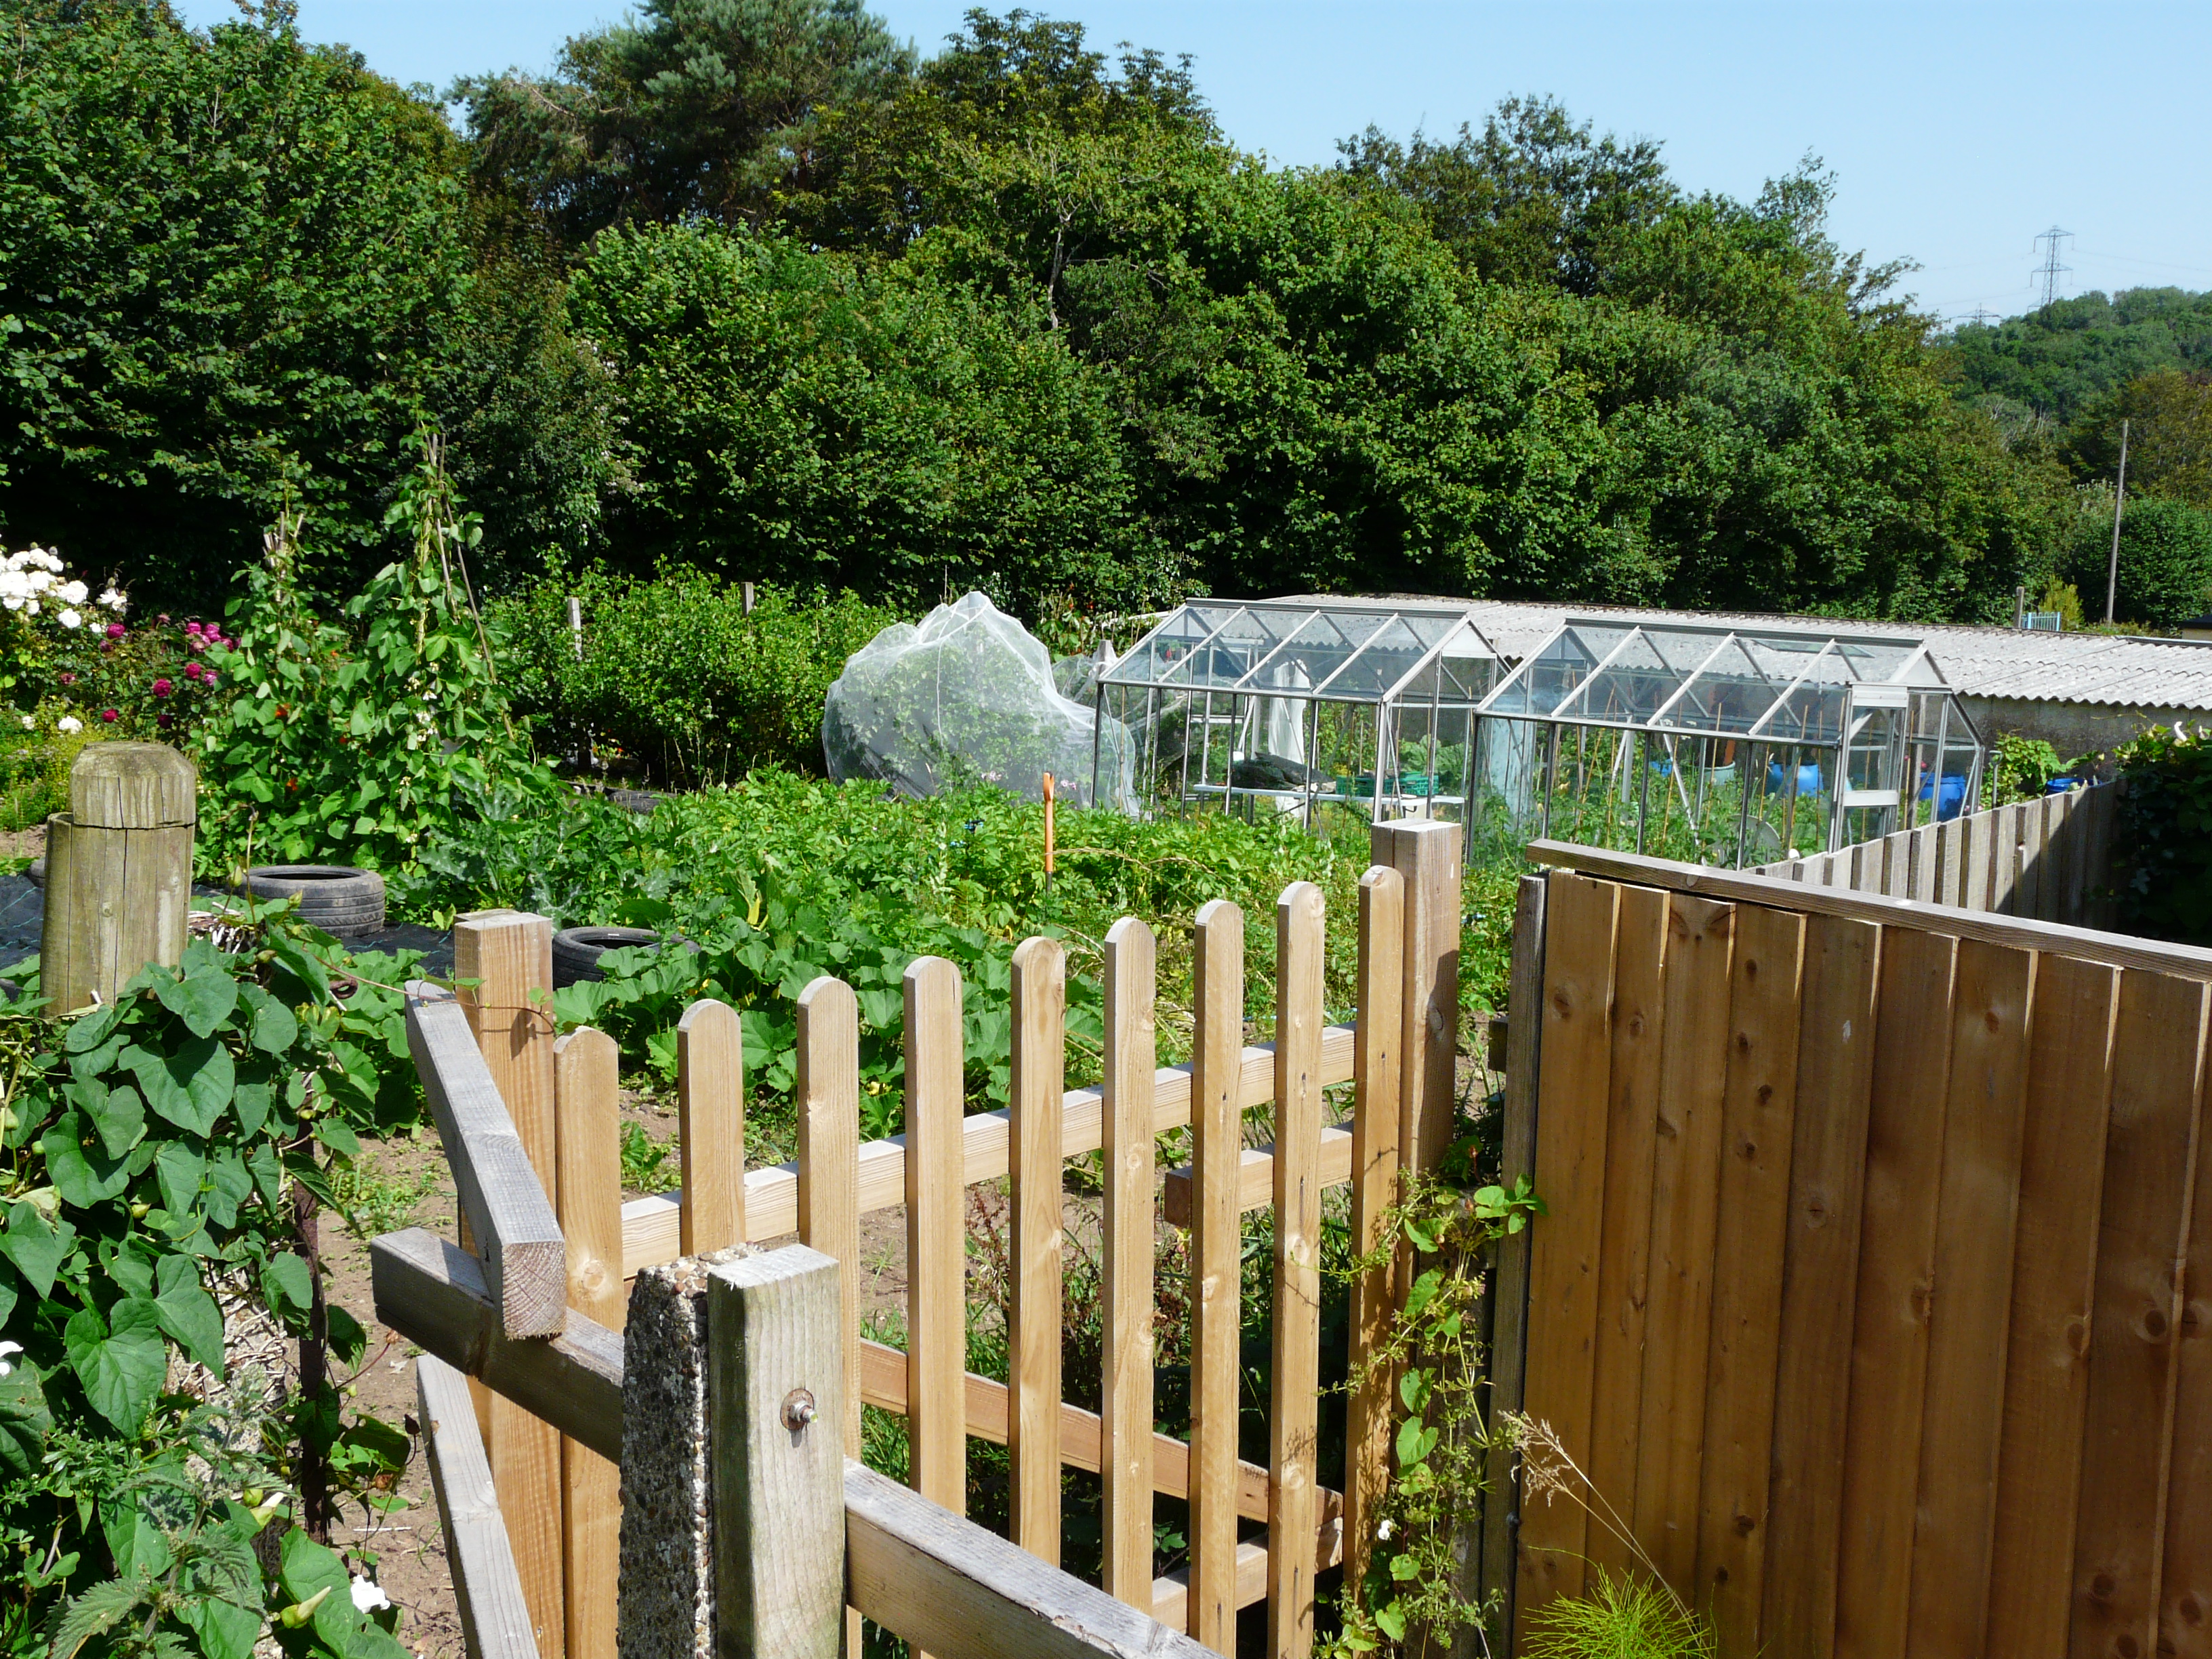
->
[[1187, 899, 1244, 1652], [677, 1000, 745, 1254], [1008, 939, 1067, 1568], [1102, 919, 1159, 1610], [1345, 870, 1404, 1608], [1268, 883, 1327, 1659], [2161, 1087, 2212, 1654], [554, 1029, 623, 1659], [905, 958, 967, 1528], [1984, 954, 2119, 1658]]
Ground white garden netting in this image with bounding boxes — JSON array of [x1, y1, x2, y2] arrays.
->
[[823, 592, 1134, 808]]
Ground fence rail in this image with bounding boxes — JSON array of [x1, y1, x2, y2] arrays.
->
[[1501, 838, 2212, 1659], [1752, 780, 2116, 929], [374, 822, 1464, 1658]]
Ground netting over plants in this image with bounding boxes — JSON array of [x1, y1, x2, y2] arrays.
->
[[823, 592, 1134, 808], [1471, 617, 1986, 866]]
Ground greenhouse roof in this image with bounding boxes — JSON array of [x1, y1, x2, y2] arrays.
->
[[1477, 616, 1964, 745], [1102, 598, 1498, 705]]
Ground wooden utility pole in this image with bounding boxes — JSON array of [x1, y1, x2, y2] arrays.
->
[[42, 742, 195, 1013], [2106, 417, 2131, 625]]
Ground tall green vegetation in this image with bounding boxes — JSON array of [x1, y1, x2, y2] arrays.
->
[[7, 0, 2092, 626]]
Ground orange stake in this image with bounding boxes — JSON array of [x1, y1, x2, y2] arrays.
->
[[1042, 772, 1057, 882]]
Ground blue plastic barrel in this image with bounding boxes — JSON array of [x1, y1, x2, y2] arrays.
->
[[1917, 773, 1969, 820], [2046, 776, 2076, 794], [1768, 761, 1823, 796]]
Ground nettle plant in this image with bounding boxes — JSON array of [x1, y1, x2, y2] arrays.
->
[[1332, 1170, 1543, 1656], [0, 911, 419, 1659]]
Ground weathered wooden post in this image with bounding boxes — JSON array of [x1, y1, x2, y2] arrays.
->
[[42, 741, 197, 1012]]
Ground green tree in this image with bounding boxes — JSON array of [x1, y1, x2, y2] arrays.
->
[[1944, 287, 2212, 427], [451, 0, 915, 249], [0, 0, 474, 609], [567, 221, 1166, 613], [2062, 367, 2212, 509], [2060, 491, 2212, 628]]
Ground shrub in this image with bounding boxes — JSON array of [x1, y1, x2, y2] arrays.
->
[[2112, 722, 2212, 945], [493, 571, 898, 787], [2062, 492, 2212, 628]]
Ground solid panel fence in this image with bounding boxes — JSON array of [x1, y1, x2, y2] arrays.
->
[[1503, 840, 2211, 1659]]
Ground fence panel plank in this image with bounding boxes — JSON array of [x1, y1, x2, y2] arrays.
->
[[1103, 918, 1160, 1610], [1905, 940, 2035, 1659], [1583, 884, 1668, 1580], [1372, 820, 1463, 1176], [1963, 813, 1991, 914], [1269, 883, 1328, 1659], [554, 1029, 623, 1659], [1761, 912, 1881, 1658], [2163, 1054, 2212, 1659], [1985, 955, 2120, 1659], [1345, 874, 1403, 1618], [2072, 971, 2209, 1659], [1833, 927, 1958, 1659], [1990, 804, 2020, 916], [1008, 939, 1068, 1571], [1694, 903, 1805, 1649], [1630, 895, 1737, 1589], [1516, 872, 1622, 1622], [904, 958, 967, 1530], [417, 1354, 542, 1659], [1479, 874, 1547, 1618], [454, 909, 565, 1658], [678, 1000, 746, 1254], [2083, 783, 2117, 930], [1189, 899, 1248, 1650]]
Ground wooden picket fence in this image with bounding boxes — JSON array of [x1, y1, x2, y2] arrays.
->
[[388, 819, 1465, 1659], [1490, 838, 2212, 1659], [1752, 780, 2116, 929]]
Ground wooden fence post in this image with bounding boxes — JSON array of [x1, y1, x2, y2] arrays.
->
[[1345, 869, 1404, 1603], [1370, 821, 1463, 1177], [1187, 902, 1244, 1653], [42, 741, 194, 1014], [455, 909, 565, 1655], [708, 1246, 847, 1659]]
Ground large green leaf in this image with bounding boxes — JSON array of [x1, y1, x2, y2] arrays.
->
[[126, 1038, 234, 1135], [0, 1363, 52, 1479], [41, 1112, 134, 1206], [182, 1595, 262, 1659], [155, 1141, 208, 1218], [155, 1254, 226, 1375], [155, 964, 240, 1039], [232, 1078, 273, 1139], [65, 1303, 167, 1433], [262, 1251, 312, 1315], [1, 1202, 77, 1298], [240, 983, 300, 1054], [204, 1148, 253, 1229], [62, 1002, 123, 1054]]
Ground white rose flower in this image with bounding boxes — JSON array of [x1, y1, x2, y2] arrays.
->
[[28, 550, 62, 571], [59, 609, 82, 630], [350, 1577, 391, 1614], [2, 598, 19, 613], [56, 716, 81, 734], [23, 600, 38, 616], [0, 1340, 22, 1377], [58, 580, 87, 605], [18, 716, 32, 731], [99, 586, 127, 612]]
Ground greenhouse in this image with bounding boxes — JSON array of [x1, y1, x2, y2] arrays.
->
[[1469, 616, 1986, 868], [1092, 598, 1501, 834]]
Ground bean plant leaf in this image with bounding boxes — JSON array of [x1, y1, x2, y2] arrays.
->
[[155, 1142, 209, 1217], [41, 1113, 134, 1206], [0, 1361, 52, 1479], [263, 1251, 312, 1315], [155, 964, 240, 1039], [65, 1303, 167, 1433], [62, 1002, 123, 1054], [264, 930, 335, 1006], [1394, 1418, 1439, 1469], [1374, 1603, 1407, 1642], [155, 1254, 227, 1375], [127, 1038, 234, 1134], [327, 1304, 367, 1367], [182, 1595, 262, 1659], [1, 1202, 77, 1298], [75, 1080, 147, 1161], [232, 1078, 272, 1139], [240, 983, 300, 1055]]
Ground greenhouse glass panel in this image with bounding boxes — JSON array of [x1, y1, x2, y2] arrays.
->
[[1095, 598, 1499, 838], [1470, 617, 1984, 868]]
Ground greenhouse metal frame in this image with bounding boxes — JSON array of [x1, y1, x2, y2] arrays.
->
[[1469, 615, 1986, 869], [1092, 598, 1502, 835]]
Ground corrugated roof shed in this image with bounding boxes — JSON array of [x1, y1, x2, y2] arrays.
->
[[1339, 598, 2212, 713]]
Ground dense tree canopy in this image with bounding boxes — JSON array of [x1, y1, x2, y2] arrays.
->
[[1945, 287, 2212, 428], [1, 0, 2103, 627]]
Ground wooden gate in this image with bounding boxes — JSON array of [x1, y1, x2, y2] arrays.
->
[[1494, 840, 2212, 1659]]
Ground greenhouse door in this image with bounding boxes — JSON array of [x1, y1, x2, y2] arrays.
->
[[1835, 684, 1908, 848]]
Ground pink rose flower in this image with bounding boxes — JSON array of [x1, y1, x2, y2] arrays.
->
[[104, 622, 125, 640], [183, 661, 203, 681], [152, 678, 173, 697], [100, 708, 118, 722]]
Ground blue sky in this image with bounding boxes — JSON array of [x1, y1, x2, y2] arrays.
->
[[174, 1, 2212, 324]]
